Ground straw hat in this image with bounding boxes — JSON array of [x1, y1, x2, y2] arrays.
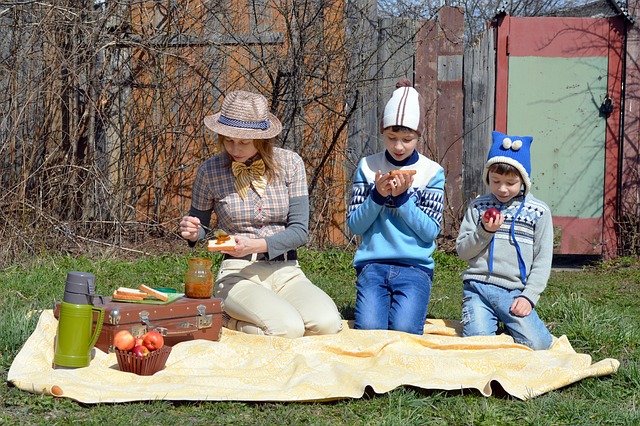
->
[[204, 90, 282, 139]]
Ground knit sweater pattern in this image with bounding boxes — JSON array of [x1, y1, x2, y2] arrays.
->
[[347, 151, 445, 272], [456, 193, 554, 306]]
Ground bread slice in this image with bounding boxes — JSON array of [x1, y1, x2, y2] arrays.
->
[[113, 291, 146, 301], [113, 287, 147, 300], [389, 169, 417, 176], [208, 236, 236, 251], [139, 284, 169, 302]]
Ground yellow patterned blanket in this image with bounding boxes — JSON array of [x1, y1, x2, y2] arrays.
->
[[8, 310, 619, 403]]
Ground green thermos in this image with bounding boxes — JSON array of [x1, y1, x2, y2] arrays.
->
[[53, 272, 105, 368]]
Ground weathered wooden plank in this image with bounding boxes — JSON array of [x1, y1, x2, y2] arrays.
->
[[462, 29, 495, 204]]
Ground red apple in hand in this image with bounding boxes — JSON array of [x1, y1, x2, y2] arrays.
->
[[113, 330, 136, 351], [131, 345, 150, 357], [483, 207, 501, 222], [142, 330, 164, 351]]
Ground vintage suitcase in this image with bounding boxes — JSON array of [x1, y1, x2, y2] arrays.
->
[[54, 296, 224, 353]]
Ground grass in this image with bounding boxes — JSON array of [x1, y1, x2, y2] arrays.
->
[[1, 248, 639, 425]]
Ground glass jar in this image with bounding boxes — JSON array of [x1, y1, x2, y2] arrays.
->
[[184, 257, 213, 299]]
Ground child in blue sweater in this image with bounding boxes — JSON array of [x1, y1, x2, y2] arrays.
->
[[456, 131, 554, 350], [346, 79, 445, 335]]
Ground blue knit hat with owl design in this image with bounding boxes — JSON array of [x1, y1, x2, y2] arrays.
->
[[483, 131, 533, 195], [484, 130, 534, 285]]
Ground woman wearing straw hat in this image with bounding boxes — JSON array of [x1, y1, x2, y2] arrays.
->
[[179, 90, 343, 338]]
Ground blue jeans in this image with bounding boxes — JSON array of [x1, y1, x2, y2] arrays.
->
[[461, 280, 553, 350], [354, 263, 432, 335]]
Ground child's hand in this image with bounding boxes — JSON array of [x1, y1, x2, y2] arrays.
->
[[374, 170, 394, 197], [389, 172, 413, 197], [482, 211, 504, 232], [510, 297, 533, 317]]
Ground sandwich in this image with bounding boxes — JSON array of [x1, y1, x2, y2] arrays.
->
[[112, 285, 169, 302], [389, 169, 417, 177], [208, 229, 236, 251], [112, 287, 147, 301], [208, 238, 236, 251]]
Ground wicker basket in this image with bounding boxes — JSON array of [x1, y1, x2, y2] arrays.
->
[[116, 345, 172, 376]]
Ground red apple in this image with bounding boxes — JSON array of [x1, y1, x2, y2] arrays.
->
[[483, 207, 500, 222], [142, 330, 164, 351], [113, 330, 136, 351], [131, 345, 149, 357], [134, 337, 144, 347]]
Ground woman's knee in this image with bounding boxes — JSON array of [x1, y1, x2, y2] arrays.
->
[[307, 313, 343, 335]]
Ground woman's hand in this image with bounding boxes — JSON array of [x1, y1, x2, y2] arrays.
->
[[222, 236, 268, 257], [179, 216, 201, 242]]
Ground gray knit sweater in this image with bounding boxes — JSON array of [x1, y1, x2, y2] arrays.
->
[[456, 193, 554, 306]]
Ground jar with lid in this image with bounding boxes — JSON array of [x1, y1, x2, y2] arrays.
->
[[184, 257, 213, 299]]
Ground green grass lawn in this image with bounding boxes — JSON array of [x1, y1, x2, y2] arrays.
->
[[1, 249, 639, 425]]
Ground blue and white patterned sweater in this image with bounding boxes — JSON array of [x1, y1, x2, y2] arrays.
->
[[455, 193, 554, 306], [347, 150, 445, 272]]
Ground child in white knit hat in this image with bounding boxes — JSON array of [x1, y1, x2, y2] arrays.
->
[[346, 79, 445, 335], [456, 130, 554, 350]]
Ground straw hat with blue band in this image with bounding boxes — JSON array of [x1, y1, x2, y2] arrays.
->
[[203, 90, 282, 139]]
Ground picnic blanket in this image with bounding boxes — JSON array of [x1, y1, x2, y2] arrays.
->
[[8, 310, 619, 403]]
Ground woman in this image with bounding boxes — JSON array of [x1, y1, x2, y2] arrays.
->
[[179, 90, 343, 338]]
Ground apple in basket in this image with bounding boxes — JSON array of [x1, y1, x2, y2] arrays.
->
[[131, 344, 150, 357], [113, 330, 136, 351], [114, 329, 171, 375], [142, 330, 164, 351]]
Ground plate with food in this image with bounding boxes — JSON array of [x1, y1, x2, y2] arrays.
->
[[111, 285, 183, 304]]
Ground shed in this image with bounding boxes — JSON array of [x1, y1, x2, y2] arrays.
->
[[487, 0, 638, 259]]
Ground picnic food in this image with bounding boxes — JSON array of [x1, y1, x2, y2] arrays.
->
[[208, 230, 236, 251], [112, 285, 169, 302], [131, 345, 150, 357], [112, 287, 147, 300], [115, 330, 164, 358], [389, 169, 417, 176], [50, 385, 63, 397], [115, 331, 172, 375], [483, 207, 501, 222], [142, 330, 164, 351], [185, 257, 214, 298], [208, 238, 236, 251], [139, 284, 169, 302], [113, 330, 136, 351]]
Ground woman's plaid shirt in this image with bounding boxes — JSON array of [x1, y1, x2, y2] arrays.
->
[[190, 147, 308, 240]]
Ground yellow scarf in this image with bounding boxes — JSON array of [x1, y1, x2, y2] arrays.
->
[[231, 159, 267, 200]]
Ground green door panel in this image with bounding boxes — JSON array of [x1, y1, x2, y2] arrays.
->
[[507, 56, 606, 219]]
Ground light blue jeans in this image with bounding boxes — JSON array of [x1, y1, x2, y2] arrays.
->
[[461, 280, 553, 350], [354, 262, 433, 335]]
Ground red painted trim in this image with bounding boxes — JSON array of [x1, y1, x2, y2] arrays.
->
[[495, 15, 509, 133], [552, 217, 602, 255], [602, 16, 625, 259], [506, 17, 610, 58], [496, 15, 625, 257]]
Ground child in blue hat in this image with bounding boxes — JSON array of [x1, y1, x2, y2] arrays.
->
[[456, 131, 554, 350]]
